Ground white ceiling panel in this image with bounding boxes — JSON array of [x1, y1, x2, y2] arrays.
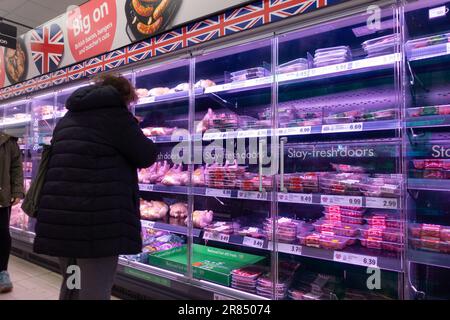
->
[[1, 0, 88, 35], [0, 0, 28, 12]]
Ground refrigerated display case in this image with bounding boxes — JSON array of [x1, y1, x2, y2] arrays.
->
[[3, 0, 450, 300], [405, 0, 450, 300]]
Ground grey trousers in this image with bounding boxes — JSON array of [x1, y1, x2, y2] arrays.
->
[[59, 256, 118, 300]]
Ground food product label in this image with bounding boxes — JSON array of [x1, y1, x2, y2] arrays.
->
[[321, 195, 363, 207], [429, 6, 448, 19], [238, 129, 260, 139], [321, 122, 363, 134], [203, 231, 230, 243], [277, 126, 312, 136], [243, 236, 265, 249], [141, 220, 155, 229], [366, 197, 398, 209], [447, 43, 450, 54], [278, 243, 302, 255], [138, 96, 156, 105], [277, 69, 310, 82], [278, 193, 313, 204], [333, 252, 378, 267], [139, 184, 154, 192], [205, 188, 232, 198], [237, 191, 267, 200]]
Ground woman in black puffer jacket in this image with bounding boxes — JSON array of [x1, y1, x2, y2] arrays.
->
[[34, 75, 157, 300]]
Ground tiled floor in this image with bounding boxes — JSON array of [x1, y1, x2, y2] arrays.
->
[[0, 256, 120, 300]]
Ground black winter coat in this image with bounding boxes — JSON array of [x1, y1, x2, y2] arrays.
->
[[33, 85, 157, 258]]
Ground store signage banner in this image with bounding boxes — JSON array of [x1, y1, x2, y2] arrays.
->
[[0, 0, 250, 87]]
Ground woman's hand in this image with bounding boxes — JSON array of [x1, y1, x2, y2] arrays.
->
[[11, 198, 20, 206]]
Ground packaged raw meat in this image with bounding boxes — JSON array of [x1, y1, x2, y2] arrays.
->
[[360, 182, 400, 198], [323, 206, 365, 218], [136, 88, 149, 98], [149, 87, 170, 96], [142, 127, 177, 137], [362, 34, 398, 57], [230, 67, 271, 82], [331, 163, 367, 173], [406, 33, 450, 50], [140, 200, 169, 220], [237, 227, 267, 239], [410, 238, 449, 253], [297, 232, 355, 250], [283, 173, 319, 193], [161, 164, 189, 186], [192, 166, 206, 186], [409, 223, 450, 241], [323, 212, 364, 225], [204, 221, 240, 235], [362, 108, 397, 121], [360, 225, 403, 243], [172, 83, 189, 92], [277, 58, 309, 74], [365, 213, 402, 229], [189, 210, 214, 228], [237, 173, 272, 191], [232, 266, 264, 279], [196, 108, 216, 133], [169, 203, 188, 218], [205, 161, 246, 189], [208, 112, 240, 130], [360, 238, 404, 252], [323, 110, 362, 124], [195, 79, 216, 89], [313, 219, 359, 237]]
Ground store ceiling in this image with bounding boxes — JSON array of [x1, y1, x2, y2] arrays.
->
[[0, 0, 87, 37]]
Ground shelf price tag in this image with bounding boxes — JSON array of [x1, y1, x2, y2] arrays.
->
[[203, 231, 230, 243], [366, 197, 398, 209], [141, 220, 156, 229], [237, 191, 266, 200], [138, 97, 156, 105], [278, 193, 313, 204], [243, 237, 265, 249], [321, 195, 363, 207], [333, 252, 378, 268], [278, 243, 302, 255], [278, 126, 312, 136], [139, 184, 154, 192], [205, 188, 232, 198], [322, 122, 363, 134]]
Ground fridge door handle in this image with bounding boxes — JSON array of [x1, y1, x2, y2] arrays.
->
[[280, 137, 287, 193], [259, 138, 266, 193]]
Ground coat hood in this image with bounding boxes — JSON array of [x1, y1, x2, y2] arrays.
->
[[66, 85, 127, 112], [0, 132, 17, 146]]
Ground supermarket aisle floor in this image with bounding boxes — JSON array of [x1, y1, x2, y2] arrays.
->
[[0, 256, 120, 300]]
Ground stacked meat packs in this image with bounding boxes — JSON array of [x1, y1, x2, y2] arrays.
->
[[256, 261, 300, 299], [231, 266, 265, 294], [362, 34, 398, 58], [289, 272, 339, 300], [410, 223, 450, 254], [412, 159, 450, 179], [205, 160, 246, 189], [313, 46, 352, 67]]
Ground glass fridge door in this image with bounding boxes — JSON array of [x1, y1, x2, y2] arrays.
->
[[405, 0, 450, 300], [192, 38, 275, 298], [276, 4, 404, 300], [131, 59, 191, 279], [2, 99, 32, 233]]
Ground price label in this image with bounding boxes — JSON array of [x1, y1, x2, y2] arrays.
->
[[138, 96, 156, 104], [141, 220, 155, 229], [238, 130, 259, 139], [278, 243, 302, 255], [205, 188, 232, 198], [366, 197, 398, 209], [243, 237, 265, 249], [333, 252, 378, 268], [322, 122, 363, 134], [447, 43, 450, 54], [139, 184, 154, 192], [321, 195, 363, 207], [203, 132, 220, 140], [238, 191, 266, 200], [278, 126, 312, 136], [278, 193, 313, 204], [203, 231, 230, 243]]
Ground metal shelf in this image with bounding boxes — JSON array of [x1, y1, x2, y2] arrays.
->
[[408, 249, 450, 270], [141, 220, 202, 237], [408, 179, 450, 192]]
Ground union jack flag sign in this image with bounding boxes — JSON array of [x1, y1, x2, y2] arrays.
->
[[30, 23, 65, 75]]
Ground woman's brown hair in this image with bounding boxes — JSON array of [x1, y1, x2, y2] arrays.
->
[[94, 74, 138, 105]]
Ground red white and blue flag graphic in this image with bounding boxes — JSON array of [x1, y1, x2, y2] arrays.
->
[[30, 23, 65, 75]]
